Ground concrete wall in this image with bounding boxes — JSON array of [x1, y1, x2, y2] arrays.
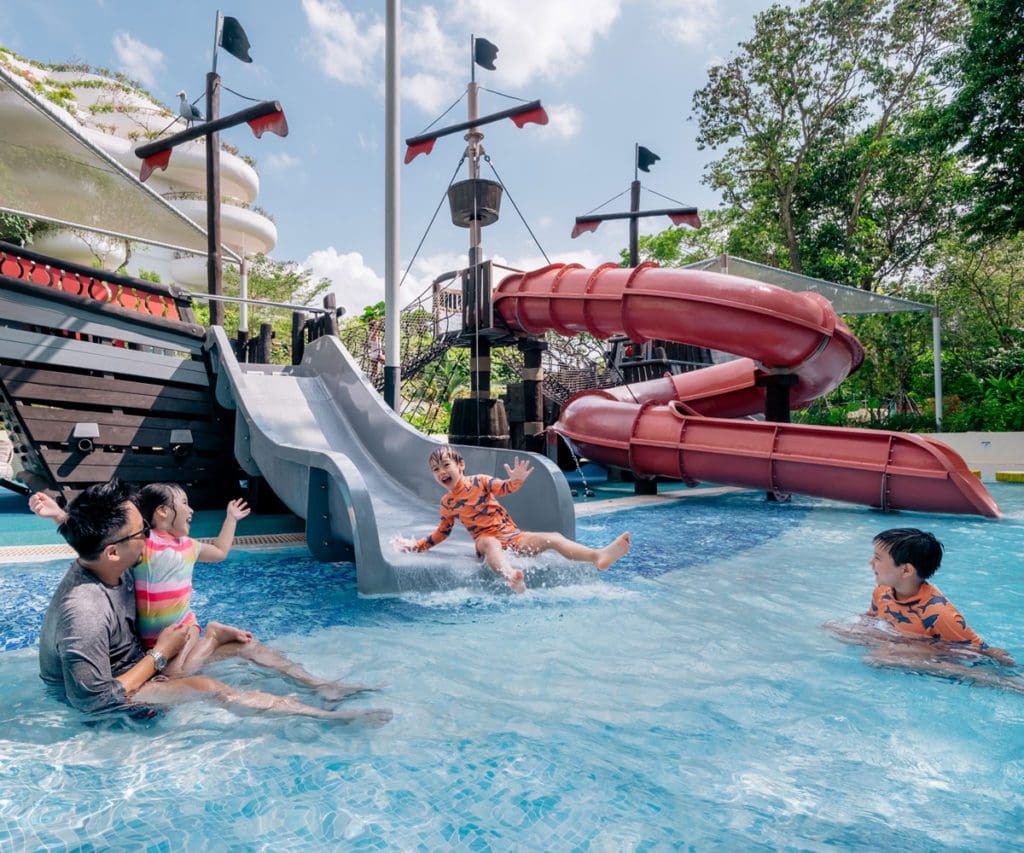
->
[[926, 432, 1024, 482]]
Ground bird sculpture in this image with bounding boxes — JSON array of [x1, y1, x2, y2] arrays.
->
[[176, 90, 203, 128]]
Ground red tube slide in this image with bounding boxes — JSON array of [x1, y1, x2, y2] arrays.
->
[[493, 262, 1000, 518]]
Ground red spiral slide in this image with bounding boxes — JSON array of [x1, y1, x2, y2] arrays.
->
[[493, 262, 1000, 518]]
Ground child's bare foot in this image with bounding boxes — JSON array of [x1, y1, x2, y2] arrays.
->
[[503, 568, 526, 593], [317, 681, 383, 702], [595, 532, 631, 570], [206, 621, 254, 644]]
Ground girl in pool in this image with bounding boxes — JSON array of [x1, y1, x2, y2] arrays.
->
[[396, 445, 631, 592]]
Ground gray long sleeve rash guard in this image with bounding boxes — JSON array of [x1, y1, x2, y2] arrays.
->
[[38, 561, 145, 713]]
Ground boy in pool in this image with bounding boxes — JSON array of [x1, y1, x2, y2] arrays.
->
[[866, 527, 1012, 664], [396, 445, 631, 592], [828, 527, 1021, 692]]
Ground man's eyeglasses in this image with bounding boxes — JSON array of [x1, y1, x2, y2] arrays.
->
[[103, 523, 151, 549]]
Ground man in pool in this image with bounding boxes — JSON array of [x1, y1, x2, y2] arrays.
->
[[38, 480, 392, 725]]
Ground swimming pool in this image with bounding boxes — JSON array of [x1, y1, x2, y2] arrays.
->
[[1, 486, 1022, 849]]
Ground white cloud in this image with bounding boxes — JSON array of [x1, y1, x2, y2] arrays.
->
[[658, 0, 721, 45], [542, 103, 583, 139], [301, 0, 384, 85], [402, 71, 452, 114], [448, 0, 621, 86], [357, 131, 377, 152], [300, 0, 618, 115], [263, 152, 301, 172], [112, 32, 164, 89], [303, 244, 613, 318], [304, 247, 385, 316], [402, 5, 460, 75]]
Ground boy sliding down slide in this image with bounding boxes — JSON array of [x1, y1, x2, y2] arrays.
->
[[396, 445, 631, 592]]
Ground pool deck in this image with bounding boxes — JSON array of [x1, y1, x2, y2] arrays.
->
[[0, 481, 741, 564]]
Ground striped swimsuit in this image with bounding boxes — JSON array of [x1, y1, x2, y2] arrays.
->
[[132, 532, 201, 648], [415, 475, 525, 554]]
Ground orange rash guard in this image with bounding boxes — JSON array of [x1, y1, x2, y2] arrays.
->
[[415, 475, 525, 552], [870, 581, 988, 650]]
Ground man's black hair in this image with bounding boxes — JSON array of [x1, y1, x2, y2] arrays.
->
[[58, 479, 138, 560], [874, 527, 944, 579]]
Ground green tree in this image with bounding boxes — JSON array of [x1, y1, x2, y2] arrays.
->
[[691, 0, 968, 289], [0, 212, 34, 245], [218, 253, 331, 363], [937, 0, 1024, 238]]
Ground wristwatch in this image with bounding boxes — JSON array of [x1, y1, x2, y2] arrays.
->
[[146, 649, 167, 672]]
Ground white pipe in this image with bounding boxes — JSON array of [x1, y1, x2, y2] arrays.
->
[[239, 256, 249, 333], [384, 0, 401, 409]]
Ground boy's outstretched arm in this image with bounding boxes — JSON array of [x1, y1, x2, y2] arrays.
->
[[199, 498, 250, 562], [29, 492, 67, 525]]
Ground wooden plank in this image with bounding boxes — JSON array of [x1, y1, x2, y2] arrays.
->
[[16, 406, 229, 452], [55, 481, 231, 509], [47, 463, 228, 484], [0, 326, 210, 387], [0, 288, 204, 355], [0, 365, 209, 402], [3, 378, 212, 418], [40, 447, 226, 469]]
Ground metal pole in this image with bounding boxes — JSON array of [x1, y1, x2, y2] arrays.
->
[[628, 179, 640, 267], [383, 0, 401, 410], [466, 78, 490, 404], [205, 70, 223, 326], [932, 305, 943, 429]]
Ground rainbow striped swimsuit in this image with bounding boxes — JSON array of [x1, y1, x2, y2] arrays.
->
[[133, 532, 201, 648]]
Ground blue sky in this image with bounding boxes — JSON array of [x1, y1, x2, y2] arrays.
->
[[1, 0, 780, 312]]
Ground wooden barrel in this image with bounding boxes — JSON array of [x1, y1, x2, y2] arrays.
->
[[449, 398, 510, 448]]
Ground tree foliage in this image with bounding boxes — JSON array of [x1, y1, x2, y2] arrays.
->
[[206, 253, 331, 364], [937, 0, 1024, 238], [691, 0, 968, 289]]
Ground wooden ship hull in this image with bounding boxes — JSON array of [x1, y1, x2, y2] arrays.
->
[[0, 240, 237, 507]]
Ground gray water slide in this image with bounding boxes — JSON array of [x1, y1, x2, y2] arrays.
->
[[206, 326, 575, 595]]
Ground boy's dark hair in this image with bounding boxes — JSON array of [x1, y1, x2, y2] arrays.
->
[[428, 444, 463, 468], [874, 528, 944, 579], [135, 482, 186, 526], [58, 479, 138, 560]]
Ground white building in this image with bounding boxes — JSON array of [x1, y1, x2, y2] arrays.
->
[[0, 48, 275, 287]]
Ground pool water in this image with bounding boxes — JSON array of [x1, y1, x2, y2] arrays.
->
[[1, 487, 1022, 849]]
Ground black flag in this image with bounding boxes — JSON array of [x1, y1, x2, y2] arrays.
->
[[219, 16, 253, 63], [637, 146, 660, 172], [474, 37, 499, 71]]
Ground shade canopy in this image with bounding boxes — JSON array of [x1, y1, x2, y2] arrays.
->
[[685, 255, 932, 315]]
